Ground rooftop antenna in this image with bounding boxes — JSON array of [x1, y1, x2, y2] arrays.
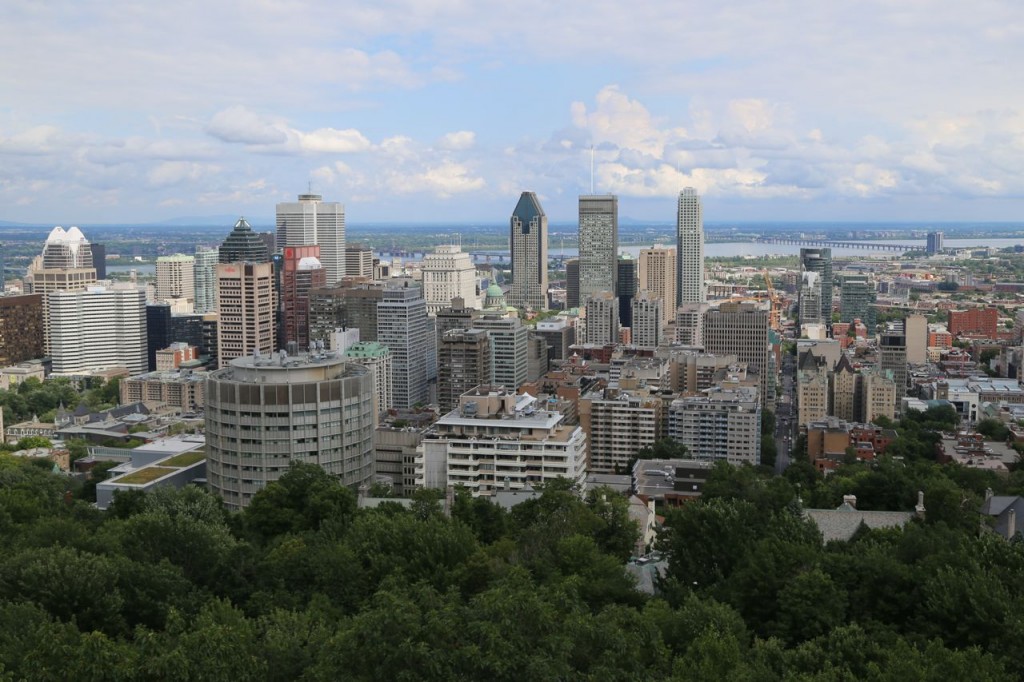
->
[[590, 144, 595, 194]]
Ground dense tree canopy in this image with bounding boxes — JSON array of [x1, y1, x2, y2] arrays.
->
[[0, 434, 1022, 680]]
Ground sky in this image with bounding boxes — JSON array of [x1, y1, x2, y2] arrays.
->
[[1, 1, 1023, 225]]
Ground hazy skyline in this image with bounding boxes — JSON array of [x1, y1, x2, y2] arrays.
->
[[1, 2, 1022, 224]]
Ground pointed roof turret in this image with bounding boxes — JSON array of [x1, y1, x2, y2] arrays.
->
[[219, 217, 270, 264], [834, 353, 855, 374]]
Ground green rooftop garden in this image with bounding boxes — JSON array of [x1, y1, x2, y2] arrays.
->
[[160, 451, 206, 468], [115, 467, 176, 485]]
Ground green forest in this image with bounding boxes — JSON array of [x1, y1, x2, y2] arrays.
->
[[2, 405, 1024, 680]]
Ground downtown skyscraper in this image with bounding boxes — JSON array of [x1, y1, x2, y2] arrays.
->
[[676, 188, 705, 306], [577, 195, 618, 303], [276, 193, 345, 286], [800, 247, 833, 322], [377, 286, 431, 409], [508, 192, 548, 311]]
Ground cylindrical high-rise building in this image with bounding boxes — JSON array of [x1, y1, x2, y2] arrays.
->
[[205, 353, 375, 509]]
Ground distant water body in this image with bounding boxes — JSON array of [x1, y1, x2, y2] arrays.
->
[[378, 237, 1023, 264], [107, 238, 1023, 274]]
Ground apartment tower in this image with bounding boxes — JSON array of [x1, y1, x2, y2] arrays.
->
[[155, 254, 196, 308], [638, 246, 676, 310]]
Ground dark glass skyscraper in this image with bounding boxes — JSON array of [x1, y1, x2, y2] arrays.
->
[[219, 218, 269, 264], [509, 192, 548, 311], [565, 259, 580, 309], [616, 256, 637, 328], [89, 243, 106, 279]]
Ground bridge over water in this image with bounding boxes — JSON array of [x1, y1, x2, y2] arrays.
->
[[754, 237, 918, 252]]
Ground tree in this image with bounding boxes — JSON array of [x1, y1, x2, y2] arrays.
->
[[761, 435, 778, 468], [243, 463, 357, 542], [627, 438, 690, 474], [452, 488, 508, 544], [0, 546, 127, 635], [66, 438, 89, 463], [658, 498, 762, 596], [977, 418, 1010, 442], [770, 569, 847, 643], [14, 436, 51, 450], [636, 439, 690, 460]]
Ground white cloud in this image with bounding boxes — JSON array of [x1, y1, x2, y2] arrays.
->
[[205, 107, 370, 154], [207, 107, 287, 145], [147, 161, 217, 189], [297, 128, 371, 154], [437, 131, 476, 151]]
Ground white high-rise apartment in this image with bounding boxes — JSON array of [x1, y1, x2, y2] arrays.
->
[[216, 262, 276, 368], [578, 195, 618, 302], [509, 192, 549, 311], [580, 386, 662, 474], [584, 291, 619, 345], [675, 303, 707, 347], [668, 386, 761, 465], [676, 188, 705, 306], [48, 285, 147, 376], [422, 244, 480, 314], [638, 246, 676, 308], [155, 254, 195, 308], [276, 193, 345, 285], [193, 246, 219, 314], [631, 291, 663, 348], [416, 387, 588, 496]]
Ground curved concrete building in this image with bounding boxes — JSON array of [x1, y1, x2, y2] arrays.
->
[[205, 352, 375, 509]]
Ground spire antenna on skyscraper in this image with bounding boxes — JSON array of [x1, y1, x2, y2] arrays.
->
[[590, 145, 595, 195]]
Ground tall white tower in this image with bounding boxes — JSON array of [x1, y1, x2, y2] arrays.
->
[[676, 188, 705, 306], [276, 193, 345, 285]]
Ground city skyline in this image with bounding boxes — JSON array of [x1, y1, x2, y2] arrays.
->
[[1, 3, 1022, 225]]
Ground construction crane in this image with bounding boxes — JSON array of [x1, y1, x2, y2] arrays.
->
[[762, 269, 782, 331]]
